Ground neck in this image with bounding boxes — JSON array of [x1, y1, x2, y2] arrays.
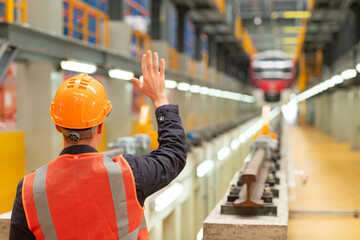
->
[[63, 138, 98, 150]]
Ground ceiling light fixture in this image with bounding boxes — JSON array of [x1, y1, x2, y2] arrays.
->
[[108, 69, 134, 80], [60, 60, 97, 74]]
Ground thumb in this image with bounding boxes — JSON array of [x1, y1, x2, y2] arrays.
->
[[131, 78, 143, 90]]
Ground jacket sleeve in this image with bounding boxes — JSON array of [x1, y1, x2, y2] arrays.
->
[[9, 178, 36, 240], [123, 104, 187, 206]]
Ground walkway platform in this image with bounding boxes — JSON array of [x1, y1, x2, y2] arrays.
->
[[288, 125, 360, 240]]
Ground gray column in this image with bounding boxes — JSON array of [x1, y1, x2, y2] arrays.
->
[[350, 86, 360, 149], [27, 0, 63, 35], [333, 89, 350, 142], [17, 60, 62, 173], [324, 92, 333, 134], [102, 78, 132, 142]]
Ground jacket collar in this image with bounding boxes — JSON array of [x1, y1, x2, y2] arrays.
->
[[60, 145, 98, 156]]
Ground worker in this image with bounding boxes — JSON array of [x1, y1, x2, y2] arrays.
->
[[9, 50, 187, 239]]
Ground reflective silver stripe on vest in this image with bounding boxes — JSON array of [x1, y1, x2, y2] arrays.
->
[[139, 216, 147, 230], [103, 155, 147, 240], [120, 216, 146, 240], [103, 155, 130, 238], [33, 164, 58, 240]]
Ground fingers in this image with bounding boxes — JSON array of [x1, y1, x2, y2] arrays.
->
[[141, 54, 148, 76], [146, 50, 154, 75], [154, 52, 159, 74], [160, 58, 165, 78], [131, 78, 143, 90]]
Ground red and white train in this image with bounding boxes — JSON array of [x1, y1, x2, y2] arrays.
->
[[250, 50, 296, 103]]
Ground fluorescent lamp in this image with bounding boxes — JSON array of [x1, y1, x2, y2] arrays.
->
[[165, 80, 177, 89], [341, 69, 357, 80], [356, 63, 360, 73], [239, 134, 246, 143], [60, 60, 97, 74], [283, 11, 311, 19], [242, 95, 255, 103], [208, 88, 218, 96], [153, 183, 183, 212], [196, 160, 215, 178], [197, 228, 203, 240], [108, 69, 134, 80], [190, 85, 201, 93], [200, 87, 210, 95], [331, 75, 343, 85], [177, 82, 191, 91], [217, 147, 231, 161], [325, 79, 335, 88], [215, 90, 223, 97], [231, 138, 240, 150], [221, 91, 231, 99]]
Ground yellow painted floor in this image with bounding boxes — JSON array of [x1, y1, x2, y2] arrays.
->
[[288, 125, 360, 240]]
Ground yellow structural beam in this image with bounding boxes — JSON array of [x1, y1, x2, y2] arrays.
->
[[293, 22, 307, 62], [0, 131, 25, 213], [242, 28, 257, 57], [298, 52, 307, 92], [316, 49, 323, 76], [214, 0, 226, 14], [235, 16, 243, 40], [308, 0, 315, 12]]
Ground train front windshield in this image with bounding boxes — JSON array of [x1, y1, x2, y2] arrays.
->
[[253, 59, 293, 81]]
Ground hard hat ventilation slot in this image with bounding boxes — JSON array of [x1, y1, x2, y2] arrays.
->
[[79, 79, 90, 90], [67, 79, 76, 88]]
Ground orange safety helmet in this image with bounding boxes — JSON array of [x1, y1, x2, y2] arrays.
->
[[50, 73, 112, 130]]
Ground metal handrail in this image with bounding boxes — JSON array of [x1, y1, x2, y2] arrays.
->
[[1, 0, 26, 23], [66, 0, 109, 48]]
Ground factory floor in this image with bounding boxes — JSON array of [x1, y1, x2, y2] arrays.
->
[[287, 125, 360, 240]]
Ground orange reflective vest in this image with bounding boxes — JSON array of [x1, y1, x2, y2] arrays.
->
[[22, 153, 149, 240]]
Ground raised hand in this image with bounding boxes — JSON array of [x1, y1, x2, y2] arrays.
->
[[131, 50, 169, 109]]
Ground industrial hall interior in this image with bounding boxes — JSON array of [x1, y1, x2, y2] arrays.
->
[[0, 0, 360, 239]]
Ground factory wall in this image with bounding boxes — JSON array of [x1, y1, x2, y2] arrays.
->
[[307, 86, 360, 150]]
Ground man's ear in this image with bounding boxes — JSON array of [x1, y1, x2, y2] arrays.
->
[[97, 123, 104, 134], [55, 125, 61, 133]]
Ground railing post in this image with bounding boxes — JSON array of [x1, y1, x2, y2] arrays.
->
[[83, 6, 88, 43], [5, 0, 14, 23], [21, 0, 27, 23], [68, 0, 73, 38], [105, 17, 109, 48]]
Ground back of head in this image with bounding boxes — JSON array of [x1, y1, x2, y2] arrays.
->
[[50, 73, 112, 143]]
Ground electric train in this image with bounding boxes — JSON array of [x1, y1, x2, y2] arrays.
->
[[250, 50, 296, 103]]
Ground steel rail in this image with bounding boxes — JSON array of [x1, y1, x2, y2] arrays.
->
[[234, 149, 267, 207]]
